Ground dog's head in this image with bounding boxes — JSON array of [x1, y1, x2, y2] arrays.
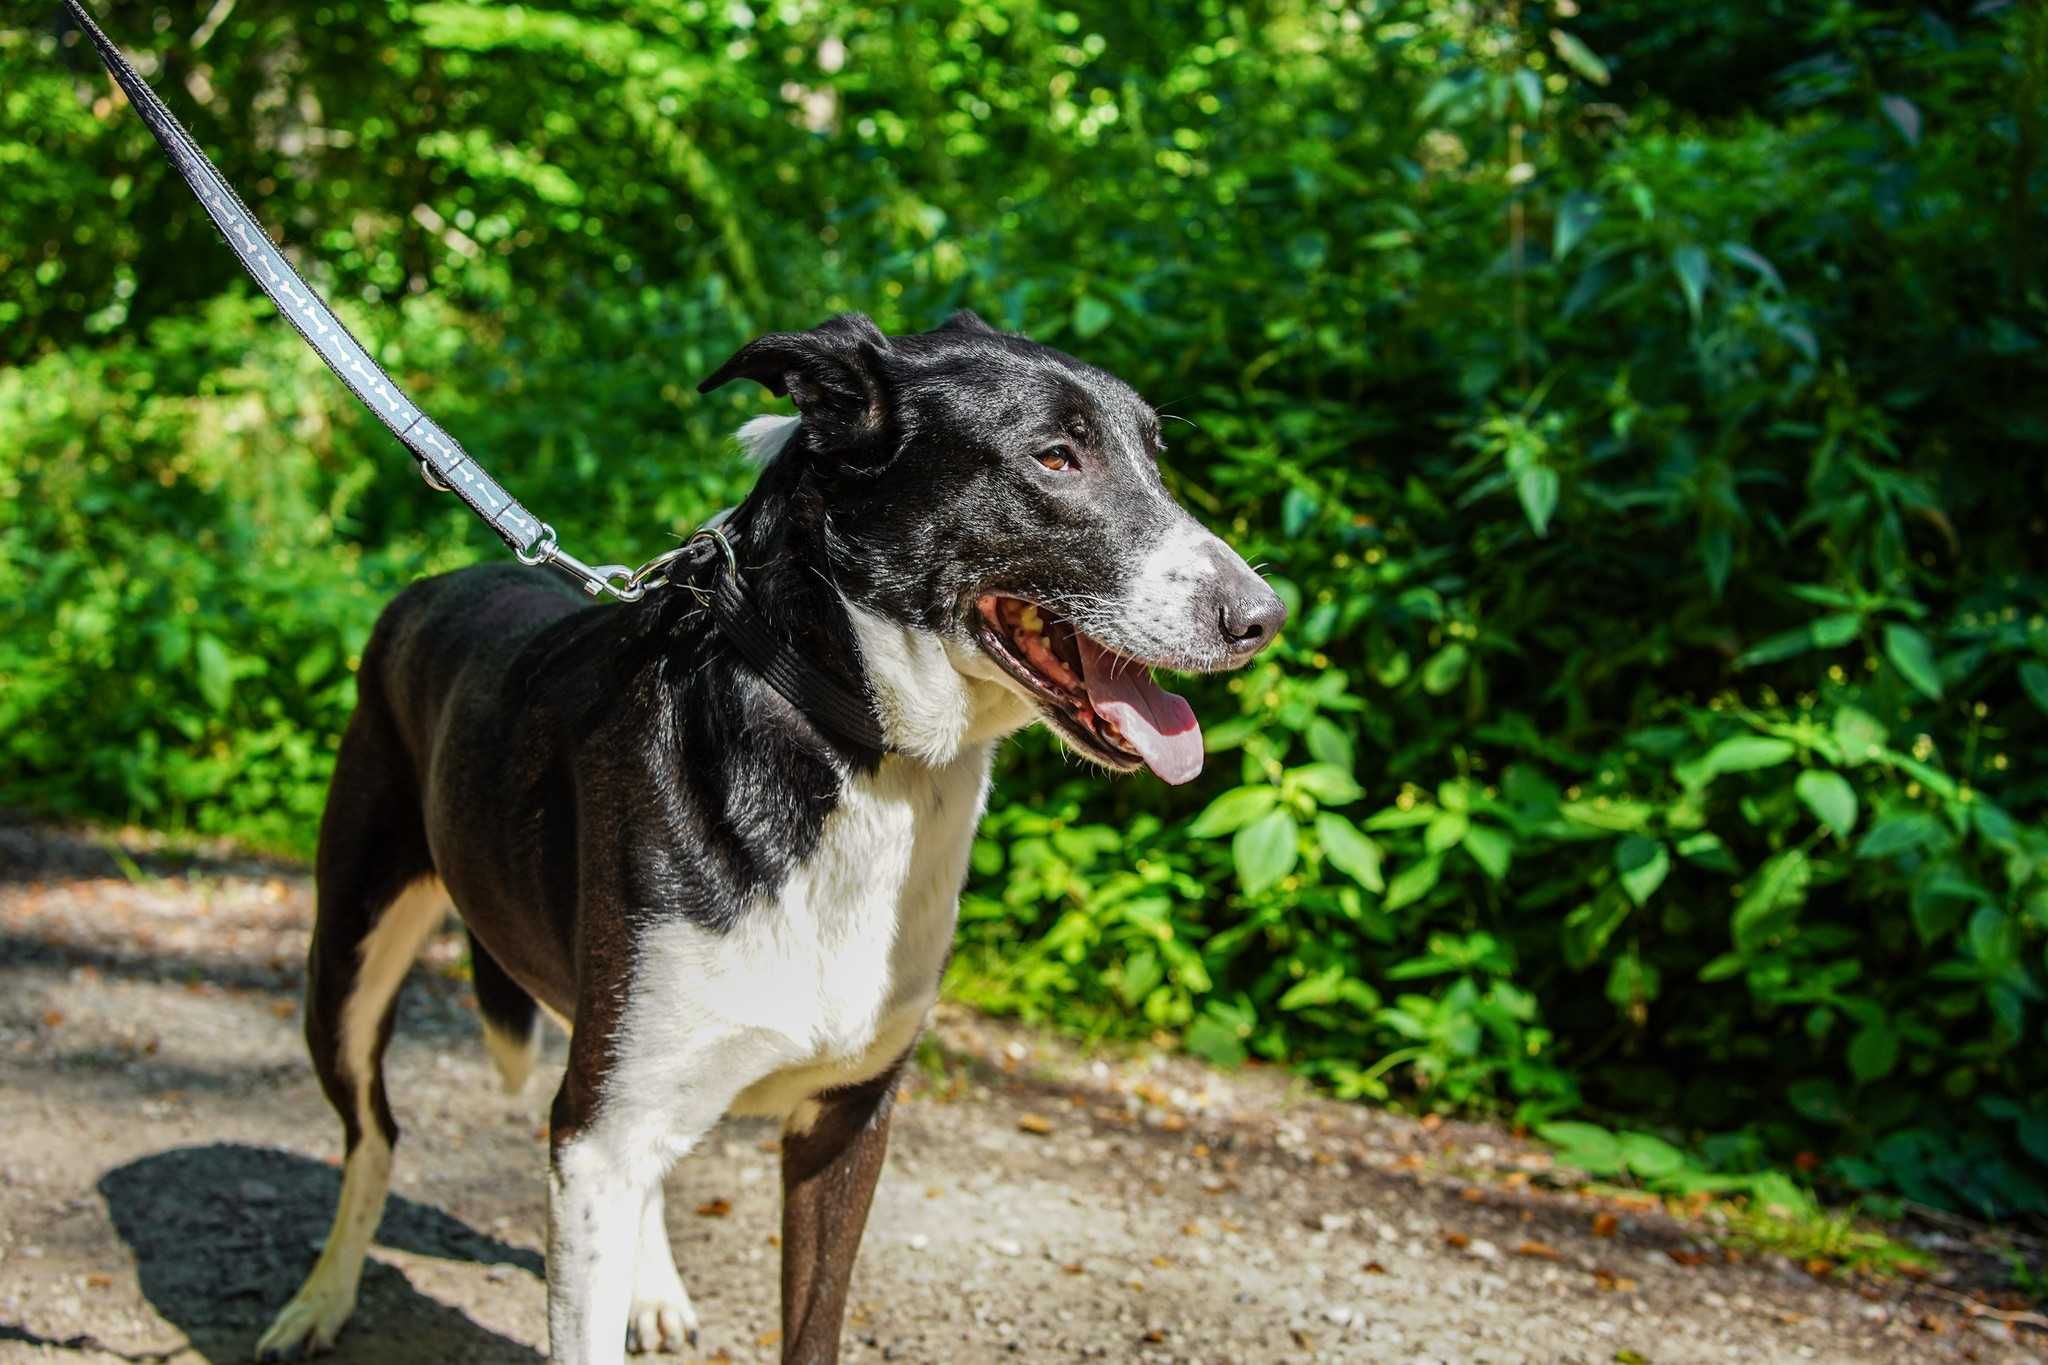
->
[[699, 311, 1285, 782]]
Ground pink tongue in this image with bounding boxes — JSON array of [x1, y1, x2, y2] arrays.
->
[[1075, 635, 1204, 785]]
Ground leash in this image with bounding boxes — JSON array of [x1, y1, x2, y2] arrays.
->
[[62, 1, 892, 759]]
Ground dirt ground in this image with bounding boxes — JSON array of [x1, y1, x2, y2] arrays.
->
[[0, 816, 2041, 1365]]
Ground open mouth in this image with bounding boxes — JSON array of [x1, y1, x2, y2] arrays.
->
[[973, 595, 1204, 784]]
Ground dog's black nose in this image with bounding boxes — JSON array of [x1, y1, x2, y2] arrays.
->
[[1219, 583, 1287, 651]]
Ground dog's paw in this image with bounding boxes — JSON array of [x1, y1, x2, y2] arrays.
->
[[253, 1286, 355, 1361], [625, 1293, 700, 1354]]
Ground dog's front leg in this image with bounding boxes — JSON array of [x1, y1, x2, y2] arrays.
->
[[778, 1062, 903, 1365], [546, 1077, 649, 1365]]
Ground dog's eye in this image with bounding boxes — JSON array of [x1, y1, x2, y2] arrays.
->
[[1037, 444, 1078, 473]]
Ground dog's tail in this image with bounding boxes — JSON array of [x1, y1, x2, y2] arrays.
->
[[469, 929, 541, 1093]]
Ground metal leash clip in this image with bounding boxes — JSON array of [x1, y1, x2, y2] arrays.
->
[[513, 514, 737, 605]]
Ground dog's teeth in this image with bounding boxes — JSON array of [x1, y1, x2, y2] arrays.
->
[[1019, 605, 1043, 634]]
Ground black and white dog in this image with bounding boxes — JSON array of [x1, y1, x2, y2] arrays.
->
[[254, 311, 1284, 1364]]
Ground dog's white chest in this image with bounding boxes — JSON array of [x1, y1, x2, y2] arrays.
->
[[623, 746, 992, 1127]]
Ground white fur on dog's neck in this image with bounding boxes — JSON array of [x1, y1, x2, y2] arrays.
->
[[736, 414, 803, 464], [844, 603, 1038, 765]]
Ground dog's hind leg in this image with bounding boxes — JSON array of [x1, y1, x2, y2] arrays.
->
[[470, 929, 542, 1093], [624, 1184, 700, 1354], [256, 706, 441, 1362]]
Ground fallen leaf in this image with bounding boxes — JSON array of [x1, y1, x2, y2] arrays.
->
[[1515, 1240, 1563, 1260], [1459, 1186, 1486, 1203], [756, 1329, 781, 1347], [1443, 1232, 1471, 1249], [1667, 1249, 1709, 1267], [41, 1009, 63, 1028], [1591, 1268, 1637, 1292], [271, 1000, 295, 1019], [86, 1273, 113, 1289], [1290, 1328, 1316, 1349], [1061, 1262, 1085, 1276], [1150, 1254, 1173, 1269], [1614, 1351, 1648, 1364], [695, 1199, 733, 1218], [1592, 1212, 1619, 1238], [1362, 1260, 1388, 1275], [1016, 1113, 1055, 1136], [1142, 1329, 1166, 1343], [1804, 1258, 1834, 1278], [1919, 1313, 1948, 1333]]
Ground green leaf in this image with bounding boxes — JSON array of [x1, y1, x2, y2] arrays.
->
[[1462, 824, 1513, 882], [1675, 832, 1740, 875], [1880, 93, 1921, 147], [1537, 1120, 1624, 1175], [1831, 705, 1888, 764], [1278, 964, 1348, 1011], [1232, 809, 1299, 896], [1183, 1012, 1246, 1068], [1883, 623, 1944, 700], [1732, 849, 1810, 952], [1615, 836, 1670, 907], [1848, 1023, 1899, 1084], [1606, 951, 1661, 1009], [1071, 293, 1114, 339], [1857, 813, 1942, 860], [194, 635, 234, 714], [1678, 735, 1795, 790], [1289, 762, 1364, 806], [1795, 770, 1858, 839], [1424, 810, 1469, 855], [1618, 1132, 1686, 1180], [1549, 29, 1610, 85], [1787, 1078, 1850, 1126], [2019, 661, 2048, 715], [1562, 892, 1632, 969], [1516, 466, 1559, 537], [1383, 854, 1443, 912], [1420, 643, 1469, 696], [1304, 717, 1355, 770], [1554, 192, 1600, 261], [1314, 812, 1385, 894], [1672, 244, 1710, 321], [1188, 785, 1279, 837]]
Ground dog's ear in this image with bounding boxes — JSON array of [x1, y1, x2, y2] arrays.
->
[[936, 308, 999, 336], [698, 314, 890, 444]]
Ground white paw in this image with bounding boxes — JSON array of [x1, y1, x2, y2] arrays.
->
[[625, 1260, 700, 1354], [254, 1285, 356, 1361]]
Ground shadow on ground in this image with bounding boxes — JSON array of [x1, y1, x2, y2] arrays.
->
[[90, 1143, 543, 1363]]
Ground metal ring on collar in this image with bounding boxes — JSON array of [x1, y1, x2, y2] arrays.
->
[[618, 523, 738, 602]]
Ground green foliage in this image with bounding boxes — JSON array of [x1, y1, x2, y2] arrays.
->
[[4, 1, 2046, 1218]]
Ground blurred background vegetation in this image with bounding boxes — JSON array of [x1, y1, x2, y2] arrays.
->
[[4, 1, 2046, 1226]]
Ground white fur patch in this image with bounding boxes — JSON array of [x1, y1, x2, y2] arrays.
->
[[735, 414, 802, 464], [844, 602, 1037, 764]]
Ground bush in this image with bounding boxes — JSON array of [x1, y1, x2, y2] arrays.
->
[[3, 1, 2044, 1216]]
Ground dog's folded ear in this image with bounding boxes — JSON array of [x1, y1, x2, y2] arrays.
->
[[698, 314, 891, 446]]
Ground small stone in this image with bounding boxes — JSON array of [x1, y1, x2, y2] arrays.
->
[[238, 1179, 278, 1203], [990, 1238, 1022, 1257], [907, 1234, 929, 1252], [1463, 1238, 1501, 1262]]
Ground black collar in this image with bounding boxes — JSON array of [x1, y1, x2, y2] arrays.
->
[[661, 535, 892, 765]]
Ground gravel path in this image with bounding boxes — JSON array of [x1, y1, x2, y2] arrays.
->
[[0, 817, 2038, 1365]]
